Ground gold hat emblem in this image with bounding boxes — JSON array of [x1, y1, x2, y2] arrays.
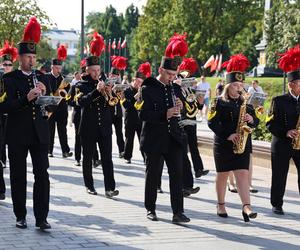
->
[[27, 42, 35, 52], [235, 72, 243, 81], [92, 57, 99, 65]]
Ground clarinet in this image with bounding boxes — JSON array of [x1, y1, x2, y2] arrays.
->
[[32, 69, 48, 118]]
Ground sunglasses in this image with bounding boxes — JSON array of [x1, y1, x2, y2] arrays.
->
[[3, 63, 13, 67]]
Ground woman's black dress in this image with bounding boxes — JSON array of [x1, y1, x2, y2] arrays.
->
[[208, 97, 259, 172]]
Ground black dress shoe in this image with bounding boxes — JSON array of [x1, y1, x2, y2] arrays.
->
[[119, 152, 124, 158], [16, 219, 27, 229], [183, 187, 200, 197], [93, 159, 101, 168], [0, 193, 5, 200], [195, 169, 209, 178], [249, 187, 258, 193], [228, 184, 238, 193], [48, 153, 54, 158], [272, 206, 284, 215], [172, 213, 190, 223], [36, 220, 51, 230], [157, 187, 164, 193], [62, 152, 73, 158], [74, 161, 81, 166], [105, 190, 119, 198], [147, 211, 158, 221], [125, 158, 131, 164], [86, 188, 97, 195]]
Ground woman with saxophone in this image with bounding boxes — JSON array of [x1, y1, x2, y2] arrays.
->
[[208, 54, 259, 222], [267, 45, 300, 215]]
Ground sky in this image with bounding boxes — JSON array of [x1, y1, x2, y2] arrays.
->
[[36, 0, 147, 30]]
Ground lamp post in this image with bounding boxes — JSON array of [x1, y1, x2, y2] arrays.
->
[[154, 45, 158, 75], [80, 0, 84, 60]]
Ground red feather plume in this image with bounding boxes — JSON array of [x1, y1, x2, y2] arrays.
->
[[80, 58, 86, 68], [22, 17, 41, 43], [89, 31, 105, 57], [277, 45, 300, 72], [165, 33, 189, 58], [138, 62, 152, 78], [57, 45, 67, 61], [179, 58, 198, 75], [222, 53, 250, 73], [0, 41, 18, 62], [111, 56, 127, 70]]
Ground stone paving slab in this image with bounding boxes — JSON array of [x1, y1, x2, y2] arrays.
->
[[0, 120, 299, 250]]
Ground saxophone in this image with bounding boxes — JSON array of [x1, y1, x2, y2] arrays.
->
[[233, 95, 253, 154], [292, 115, 300, 150]]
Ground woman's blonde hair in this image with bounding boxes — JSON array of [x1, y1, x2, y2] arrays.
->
[[220, 83, 244, 102]]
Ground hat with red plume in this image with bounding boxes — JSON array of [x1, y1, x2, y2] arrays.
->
[[0, 41, 18, 62], [52, 44, 67, 65], [86, 31, 105, 67], [178, 58, 198, 77], [18, 17, 41, 55], [135, 62, 151, 80], [222, 53, 250, 83], [110, 56, 128, 75], [278, 45, 300, 82]]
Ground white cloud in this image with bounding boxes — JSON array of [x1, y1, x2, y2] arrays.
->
[[36, 0, 146, 30]]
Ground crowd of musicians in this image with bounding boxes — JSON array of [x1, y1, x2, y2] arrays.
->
[[0, 17, 299, 230]]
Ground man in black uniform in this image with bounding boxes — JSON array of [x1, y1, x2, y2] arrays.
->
[[109, 67, 125, 158], [46, 45, 72, 158], [2, 17, 51, 229], [76, 55, 118, 198], [0, 41, 18, 200], [267, 45, 300, 215], [121, 63, 150, 163], [140, 55, 190, 223]]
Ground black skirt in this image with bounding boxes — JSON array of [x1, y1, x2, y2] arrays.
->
[[213, 135, 250, 172]]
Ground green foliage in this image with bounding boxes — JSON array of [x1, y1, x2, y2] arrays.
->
[[252, 119, 272, 142], [0, 0, 51, 43], [265, 0, 300, 67]]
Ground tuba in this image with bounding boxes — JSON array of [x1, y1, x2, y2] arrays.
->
[[292, 115, 300, 150], [233, 94, 253, 154]]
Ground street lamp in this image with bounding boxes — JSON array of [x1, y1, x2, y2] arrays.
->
[[80, 0, 84, 60], [154, 45, 158, 75]]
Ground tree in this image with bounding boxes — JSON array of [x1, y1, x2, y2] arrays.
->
[[0, 0, 51, 44], [123, 4, 140, 34], [265, 0, 300, 67]]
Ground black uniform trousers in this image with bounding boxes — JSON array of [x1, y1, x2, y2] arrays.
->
[[112, 115, 124, 154], [48, 104, 70, 154], [184, 124, 204, 172], [8, 143, 49, 223], [145, 137, 184, 214], [0, 162, 4, 194], [0, 118, 5, 194], [0, 114, 7, 164], [81, 132, 115, 191], [124, 122, 142, 160], [271, 150, 300, 208]]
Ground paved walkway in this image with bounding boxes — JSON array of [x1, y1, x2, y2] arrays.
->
[[0, 120, 299, 250]]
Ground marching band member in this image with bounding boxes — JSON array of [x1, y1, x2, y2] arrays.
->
[[208, 54, 259, 222], [2, 17, 52, 229], [76, 32, 118, 198], [267, 45, 300, 215], [46, 45, 72, 158]]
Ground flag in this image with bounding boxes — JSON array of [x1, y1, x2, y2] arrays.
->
[[103, 40, 106, 53], [108, 39, 111, 54], [111, 39, 116, 50], [203, 55, 215, 69], [210, 55, 219, 72], [117, 38, 121, 50], [121, 37, 127, 48], [217, 54, 223, 71]]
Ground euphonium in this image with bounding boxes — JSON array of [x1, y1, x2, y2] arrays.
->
[[233, 94, 253, 154], [292, 115, 300, 150]]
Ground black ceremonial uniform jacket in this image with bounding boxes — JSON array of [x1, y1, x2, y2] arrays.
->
[[139, 77, 186, 154], [76, 75, 112, 140], [121, 86, 141, 126], [208, 97, 259, 152], [266, 93, 300, 154], [2, 69, 51, 145], [67, 82, 81, 125]]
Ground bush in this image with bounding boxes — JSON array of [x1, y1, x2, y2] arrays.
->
[[252, 120, 272, 142]]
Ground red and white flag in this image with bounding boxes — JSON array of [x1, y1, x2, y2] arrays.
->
[[203, 55, 215, 69], [111, 39, 116, 50], [121, 37, 127, 48], [217, 54, 222, 71], [117, 38, 121, 50], [210, 55, 219, 72]]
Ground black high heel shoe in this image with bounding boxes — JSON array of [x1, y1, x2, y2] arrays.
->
[[242, 204, 257, 222], [217, 203, 228, 218], [227, 184, 238, 193]]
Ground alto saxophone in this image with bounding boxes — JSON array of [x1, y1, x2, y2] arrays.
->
[[292, 115, 300, 150], [233, 95, 253, 154]]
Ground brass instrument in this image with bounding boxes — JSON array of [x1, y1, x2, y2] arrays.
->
[[113, 84, 130, 101], [233, 94, 253, 154], [292, 115, 300, 150], [53, 76, 70, 98], [180, 77, 197, 102]]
